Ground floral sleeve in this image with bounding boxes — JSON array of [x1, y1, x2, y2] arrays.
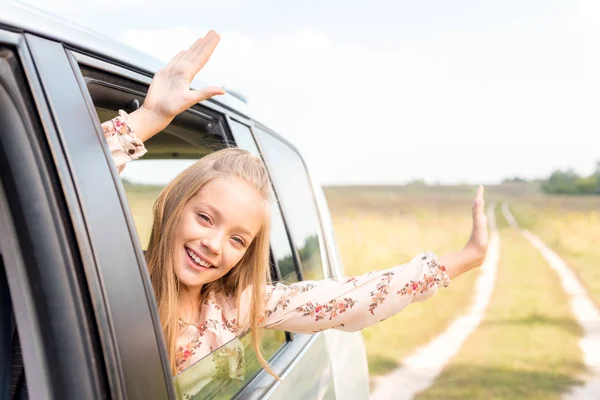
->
[[101, 110, 147, 172], [260, 252, 450, 334]]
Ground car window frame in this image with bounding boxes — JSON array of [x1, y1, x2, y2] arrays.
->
[[22, 36, 180, 399], [0, 31, 112, 399], [251, 122, 333, 281]]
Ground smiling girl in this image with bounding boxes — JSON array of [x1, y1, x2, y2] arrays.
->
[[101, 31, 488, 385]]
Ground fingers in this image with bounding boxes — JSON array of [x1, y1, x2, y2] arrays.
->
[[165, 50, 186, 69], [181, 30, 221, 78], [188, 30, 220, 56], [187, 86, 226, 105], [473, 184, 485, 214]]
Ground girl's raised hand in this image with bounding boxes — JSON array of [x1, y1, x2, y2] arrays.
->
[[129, 30, 226, 141], [466, 185, 489, 260], [439, 185, 489, 280]]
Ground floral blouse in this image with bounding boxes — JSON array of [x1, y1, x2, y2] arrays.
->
[[102, 112, 450, 395]]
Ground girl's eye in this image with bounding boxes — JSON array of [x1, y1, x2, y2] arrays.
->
[[197, 213, 211, 223], [232, 237, 246, 246]]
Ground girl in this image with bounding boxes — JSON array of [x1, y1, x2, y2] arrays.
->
[[102, 31, 488, 392]]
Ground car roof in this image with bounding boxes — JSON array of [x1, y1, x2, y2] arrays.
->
[[0, 0, 253, 118]]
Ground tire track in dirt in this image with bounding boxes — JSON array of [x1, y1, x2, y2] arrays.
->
[[502, 203, 600, 400]]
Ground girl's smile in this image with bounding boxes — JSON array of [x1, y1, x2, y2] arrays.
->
[[175, 176, 266, 290], [184, 246, 215, 270]]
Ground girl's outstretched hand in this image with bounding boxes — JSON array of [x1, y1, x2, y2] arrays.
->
[[466, 185, 489, 261], [440, 185, 489, 280], [128, 30, 226, 141]]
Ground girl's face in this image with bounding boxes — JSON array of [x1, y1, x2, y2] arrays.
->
[[174, 177, 265, 290]]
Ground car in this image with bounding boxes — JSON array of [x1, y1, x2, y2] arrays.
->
[[0, 2, 370, 399]]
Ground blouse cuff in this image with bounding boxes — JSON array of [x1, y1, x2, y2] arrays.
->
[[102, 110, 147, 165], [425, 251, 450, 288]]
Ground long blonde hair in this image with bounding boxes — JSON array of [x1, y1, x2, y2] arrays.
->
[[145, 148, 275, 376]]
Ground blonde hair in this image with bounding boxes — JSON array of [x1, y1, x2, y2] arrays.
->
[[145, 148, 275, 377]]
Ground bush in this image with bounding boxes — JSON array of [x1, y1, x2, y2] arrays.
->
[[541, 163, 600, 195]]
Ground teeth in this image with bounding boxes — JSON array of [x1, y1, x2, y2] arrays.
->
[[186, 248, 212, 268]]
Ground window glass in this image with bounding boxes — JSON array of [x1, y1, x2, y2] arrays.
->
[[228, 119, 259, 155], [173, 330, 285, 399], [255, 129, 325, 281], [229, 120, 300, 283]]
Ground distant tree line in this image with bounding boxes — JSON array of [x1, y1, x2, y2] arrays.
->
[[541, 161, 600, 195]]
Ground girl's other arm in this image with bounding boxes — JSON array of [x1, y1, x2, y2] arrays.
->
[[261, 187, 488, 334]]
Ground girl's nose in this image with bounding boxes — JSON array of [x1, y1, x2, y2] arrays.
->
[[201, 233, 222, 255]]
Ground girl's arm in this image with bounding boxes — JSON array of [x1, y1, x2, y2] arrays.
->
[[261, 188, 488, 334], [441, 186, 488, 280], [126, 31, 224, 142], [102, 31, 225, 170]]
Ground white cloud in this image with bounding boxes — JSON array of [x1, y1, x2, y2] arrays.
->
[[575, 0, 600, 28], [118, 26, 599, 184]]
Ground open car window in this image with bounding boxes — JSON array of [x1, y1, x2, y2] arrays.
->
[[79, 66, 297, 398]]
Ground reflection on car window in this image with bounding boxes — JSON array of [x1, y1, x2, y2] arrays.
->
[[173, 330, 285, 399], [229, 120, 300, 283], [255, 129, 325, 281]]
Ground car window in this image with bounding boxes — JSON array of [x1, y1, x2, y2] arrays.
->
[[81, 70, 290, 396], [254, 128, 326, 281], [173, 330, 285, 399], [229, 120, 300, 283]]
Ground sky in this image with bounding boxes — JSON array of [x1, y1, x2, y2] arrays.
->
[[16, 0, 600, 185]]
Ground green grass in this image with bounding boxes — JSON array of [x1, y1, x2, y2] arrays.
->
[[324, 187, 481, 376], [415, 205, 585, 400]]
